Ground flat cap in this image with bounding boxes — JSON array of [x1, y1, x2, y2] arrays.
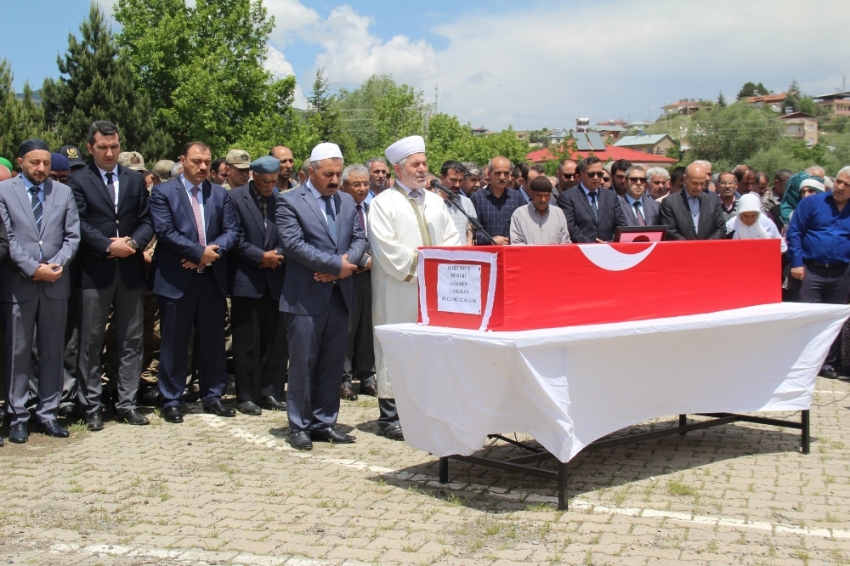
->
[[250, 155, 280, 174]]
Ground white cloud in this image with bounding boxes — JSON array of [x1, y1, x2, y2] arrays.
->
[[264, 0, 320, 44], [264, 46, 308, 108], [430, 0, 850, 130], [303, 5, 437, 88]]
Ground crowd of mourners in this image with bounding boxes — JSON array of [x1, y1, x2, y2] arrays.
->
[[0, 119, 847, 449]]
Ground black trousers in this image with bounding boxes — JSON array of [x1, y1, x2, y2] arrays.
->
[[231, 292, 288, 404], [793, 262, 850, 368], [344, 271, 375, 381]]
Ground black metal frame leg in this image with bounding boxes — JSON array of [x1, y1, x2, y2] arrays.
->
[[557, 461, 568, 510], [439, 456, 449, 483], [801, 409, 810, 454]]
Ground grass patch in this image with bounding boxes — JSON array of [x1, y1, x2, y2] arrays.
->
[[668, 480, 697, 496]]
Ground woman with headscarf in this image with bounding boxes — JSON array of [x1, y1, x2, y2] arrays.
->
[[725, 193, 787, 252], [779, 172, 825, 224]]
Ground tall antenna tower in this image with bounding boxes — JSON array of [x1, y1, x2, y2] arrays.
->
[[435, 82, 439, 113]]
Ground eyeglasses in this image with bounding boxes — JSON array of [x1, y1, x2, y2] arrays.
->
[[561, 173, 577, 179], [628, 177, 647, 183], [586, 172, 605, 179], [346, 181, 369, 188], [602, 177, 610, 182]]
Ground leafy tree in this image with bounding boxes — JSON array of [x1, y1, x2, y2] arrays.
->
[[736, 81, 769, 100], [0, 60, 58, 162], [115, 0, 294, 155], [686, 103, 783, 171], [717, 91, 727, 108], [425, 113, 530, 173], [41, 2, 171, 161], [748, 137, 840, 176], [336, 74, 430, 161], [305, 69, 350, 155]]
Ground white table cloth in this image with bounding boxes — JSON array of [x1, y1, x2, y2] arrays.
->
[[375, 303, 850, 462]]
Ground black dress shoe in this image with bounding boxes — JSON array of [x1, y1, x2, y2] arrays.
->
[[137, 387, 161, 407], [116, 408, 150, 426], [39, 420, 70, 438], [290, 430, 313, 450], [359, 379, 378, 397], [311, 427, 356, 444], [259, 395, 286, 411], [820, 367, 840, 379], [86, 408, 104, 432], [382, 424, 405, 441], [205, 400, 236, 417], [237, 401, 262, 415], [162, 405, 183, 423], [340, 380, 358, 401], [58, 405, 84, 419], [8, 423, 28, 444]]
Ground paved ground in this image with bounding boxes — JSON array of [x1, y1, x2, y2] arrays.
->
[[1, 377, 849, 566]]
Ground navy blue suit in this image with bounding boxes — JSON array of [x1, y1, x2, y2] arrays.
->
[[557, 185, 627, 242], [276, 183, 366, 433], [149, 176, 240, 408], [229, 182, 288, 404]]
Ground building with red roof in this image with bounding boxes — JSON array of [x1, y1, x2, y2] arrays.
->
[[526, 145, 677, 169]]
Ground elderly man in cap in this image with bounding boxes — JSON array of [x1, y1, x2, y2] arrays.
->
[[229, 156, 288, 415], [276, 142, 365, 450], [49, 153, 72, 185], [510, 176, 571, 245], [223, 149, 251, 190], [0, 140, 80, 443], [369, 135, 460, 440]]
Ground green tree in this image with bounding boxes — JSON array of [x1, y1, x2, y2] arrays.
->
[[41, 2, 171, 161], [336, 74, 430, 161], [115, 0, 294, 155], [736, 81, 769, 100], [425, 113, 529, 173], [305, 69, 346, 148], [0, 60, 58, 162], [686, 104, 783, 171], [717, 91, 727, 108]]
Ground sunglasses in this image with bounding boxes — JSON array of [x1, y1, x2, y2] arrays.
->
[[586, 171, 605, 179], [628, 177, 647, 183], [561, 173, 578, 179]]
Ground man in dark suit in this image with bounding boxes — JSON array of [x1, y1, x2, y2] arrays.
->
[[69, 121, 154, 431], [619, 166, 662, 227], [0, 140, 80, 444], [339, 164, 376, 400], [276, 143, 366, 450], [660, 162, 726, 240], [148, 141, 240, 424], [557, 156, 627, 242], [229, 156, 288, 415]]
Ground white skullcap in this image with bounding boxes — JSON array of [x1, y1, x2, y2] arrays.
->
[[385, 135, 426, 165], [800, 178, 825, 192], [309, 142, 343, 162]]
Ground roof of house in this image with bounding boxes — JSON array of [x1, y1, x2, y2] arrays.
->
[[614, 134, 671, 147], [595, 125, 627, 132], [526, 145, 677, 165], [747, 92, 786, 104], [779, 112, 817, 120], [813, 91, 850, 101]]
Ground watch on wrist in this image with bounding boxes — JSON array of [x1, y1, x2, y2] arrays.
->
[[128, 239, 138, 251]]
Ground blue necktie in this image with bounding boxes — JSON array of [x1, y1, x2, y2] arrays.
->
[[30, 186, 42, 230], [588, 191, 598, 220], [322, 196, 337, 240]]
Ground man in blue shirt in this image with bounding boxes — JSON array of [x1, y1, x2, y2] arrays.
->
[[471, 156, 524, 245], [787, 166, 850, 379]]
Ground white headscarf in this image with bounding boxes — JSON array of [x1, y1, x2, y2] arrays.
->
[[726, 193, 787, 252]]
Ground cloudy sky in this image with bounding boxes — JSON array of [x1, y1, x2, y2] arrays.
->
[[2, 0, 848, 131]]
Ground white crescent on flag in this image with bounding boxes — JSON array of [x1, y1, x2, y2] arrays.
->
[[577, 243, 657, 272]]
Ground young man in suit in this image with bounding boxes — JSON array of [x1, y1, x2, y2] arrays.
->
[[0, 140, 80, 444], [148, 142, 240, 424], [659, 162, 726, 240], [69, 121, 154, 431], [619, 166, 662, 227], [229, 156, 288, 415], [276, 143, 366, 450], [557, 156, 627, 242]]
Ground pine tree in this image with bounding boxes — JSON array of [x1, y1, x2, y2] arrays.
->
[[717, 91, 727, 108], [307, 69, 342, 143], [0, 60, 58, 162], [41, 2, 171, 161]]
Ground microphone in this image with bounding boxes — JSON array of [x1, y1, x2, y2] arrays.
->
[[429, 179, 460, 203]]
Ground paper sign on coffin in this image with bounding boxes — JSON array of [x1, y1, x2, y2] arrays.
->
[[418, 240, 781, 331]]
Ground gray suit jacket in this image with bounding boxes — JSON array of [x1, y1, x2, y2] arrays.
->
[[659, 189, 726, 240], [0, 177, 80, 302], [619, 195, 662, 227], [276, 184, 366, 316]]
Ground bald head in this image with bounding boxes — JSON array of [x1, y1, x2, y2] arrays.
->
[[806, 165, 826, 178], [0, 165, 10, 182], [685, 162, 708, 197], [270, 145, 295, 188], [488, 156, 512, 194]]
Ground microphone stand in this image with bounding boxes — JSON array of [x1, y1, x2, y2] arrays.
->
[[434, 185, 497, 245]]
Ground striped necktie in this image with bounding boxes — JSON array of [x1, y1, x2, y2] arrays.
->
[[30, 186, 42, 230]]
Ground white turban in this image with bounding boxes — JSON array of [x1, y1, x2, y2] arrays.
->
[[385, 135, 426, 165], [725, 193, 787, 252], [309, 142, 343, 162]]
